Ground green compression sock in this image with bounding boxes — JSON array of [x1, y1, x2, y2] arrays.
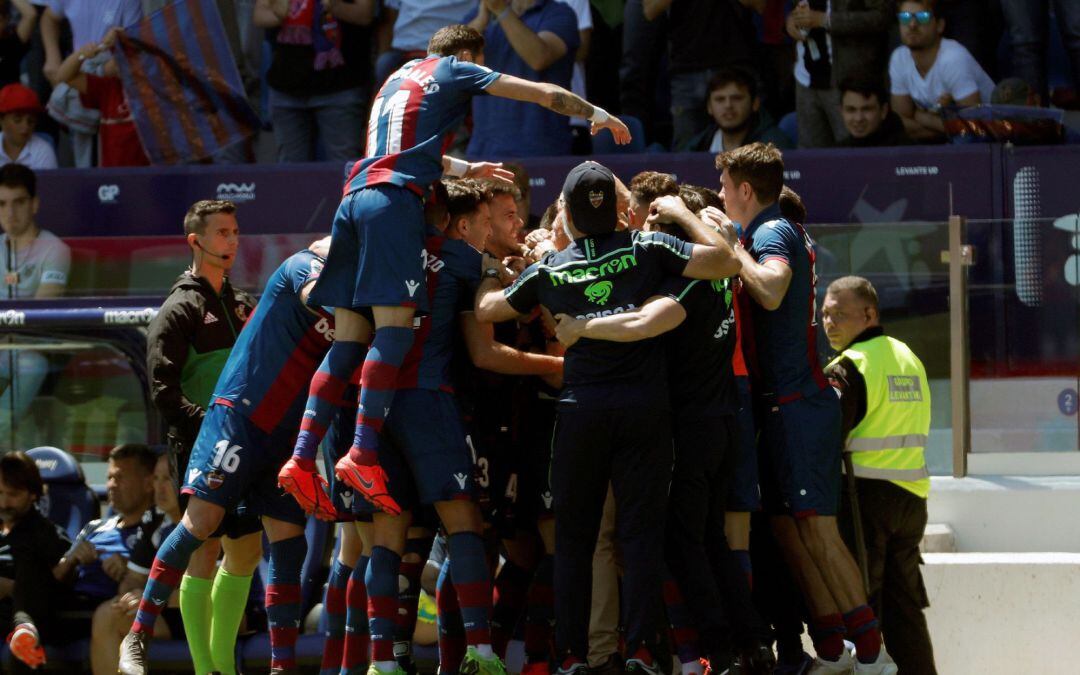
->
[[209, 568, 253, 675], [179, 574, 215, 675]]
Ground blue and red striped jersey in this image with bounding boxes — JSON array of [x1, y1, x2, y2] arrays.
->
[[738, 204, 828, 401], [397, 228, 483, 392], [212, 249, 336, 433], [344, 55, 501, 197]]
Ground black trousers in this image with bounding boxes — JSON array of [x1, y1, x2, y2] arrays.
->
[[551, 406, 673, 661], [840, 478, 938, 675], [665, 413, 769, 661]]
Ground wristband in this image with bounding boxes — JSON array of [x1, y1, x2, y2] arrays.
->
[[588, 106, 609, 125], [445, 156, 469, 177]]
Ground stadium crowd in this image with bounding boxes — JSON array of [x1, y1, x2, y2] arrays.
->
[[0, 0, 1070, 168]]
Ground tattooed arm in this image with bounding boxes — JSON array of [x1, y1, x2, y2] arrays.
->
[[485, 74, 631, 144]]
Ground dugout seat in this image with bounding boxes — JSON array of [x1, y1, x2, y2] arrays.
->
[[26, 446, 99, 541]]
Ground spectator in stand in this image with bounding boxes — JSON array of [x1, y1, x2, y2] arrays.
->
[[0, 1, 37, 88], [890, 0, 994, 143], [51, 444, 174, 675], [253, 0, 376, 162], [0, 451, 71, 673], [558, 0, 594, 154], [0, 165, 69, 436], [466, 0, 580, 157], [788, 0, 893, 148], [40, 0, 142, 168], [89, 451, 184, 675], [838, 80, 912, 146], [677, 68, 792, 153], [620, 0, 669, 146], [0, 84, 57, 170], [646, 0, 758, 150], [55, 27, 148, 167], [375, 0, 475, 86], [1000, 0, 1080, 105]]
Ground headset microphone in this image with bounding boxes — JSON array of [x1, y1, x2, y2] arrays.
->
[[195, 240, 231, 261]]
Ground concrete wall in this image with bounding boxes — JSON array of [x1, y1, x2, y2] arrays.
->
[[928, 475, 1080, 552], [922, 553, 1080, 674]]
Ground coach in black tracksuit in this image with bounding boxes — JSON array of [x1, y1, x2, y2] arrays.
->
[[475, 161, 741, 674]]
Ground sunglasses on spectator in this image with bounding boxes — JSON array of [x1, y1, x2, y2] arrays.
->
[[897, 10, 933, 25]]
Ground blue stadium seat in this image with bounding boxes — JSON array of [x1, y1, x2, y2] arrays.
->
[[779, 111, 798, 147], [26, 446, 100, 541], [591, 114, 647, 155]]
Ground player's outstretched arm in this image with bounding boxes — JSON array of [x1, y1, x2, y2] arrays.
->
[[554, 295, 686, 347], [460, 312, 563, 375], [484, 74, 631, 145], [441, 155, 515, 184]]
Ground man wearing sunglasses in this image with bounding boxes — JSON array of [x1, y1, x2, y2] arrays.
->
[[888, 0, 994, 142]]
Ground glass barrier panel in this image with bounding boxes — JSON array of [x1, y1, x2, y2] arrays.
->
[[966, 217, 1080, 453], [0, 334, 152, 462], [808, 221, 953, 475]]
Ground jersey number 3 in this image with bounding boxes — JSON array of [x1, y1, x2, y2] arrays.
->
[[366, 89, 411, 157]]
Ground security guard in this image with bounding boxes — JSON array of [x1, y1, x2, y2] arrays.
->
[[821, 276, 937, 675]]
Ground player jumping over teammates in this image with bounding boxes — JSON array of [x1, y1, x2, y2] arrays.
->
[[276, 23, 629, 522]]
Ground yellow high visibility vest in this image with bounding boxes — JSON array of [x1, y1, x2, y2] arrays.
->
[[829, 335, 932, 498]]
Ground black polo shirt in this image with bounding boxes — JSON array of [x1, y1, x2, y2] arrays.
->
[[504, 229, 693, 410]]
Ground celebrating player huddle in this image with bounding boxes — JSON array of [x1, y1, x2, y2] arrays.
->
[[116, 22, 899, 675]]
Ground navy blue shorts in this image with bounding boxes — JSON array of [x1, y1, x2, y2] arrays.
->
[[309, 184, 429, 312], [183, 403, 307, 526], [381, 389, 476, 511], [728, 376, 762, 513], [757, 387, 843, 518]]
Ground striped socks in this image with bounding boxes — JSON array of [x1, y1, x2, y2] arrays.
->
[[266, 535, 307, 671], [293, 341, 366, 462], [342, 555, 371, 675], [133, 523, 204, 635], [349, 326, 414, 465], [320, 558, 352, 675], [447, 532, 493, 648]]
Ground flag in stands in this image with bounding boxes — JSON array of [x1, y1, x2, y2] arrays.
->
[[112, 0, 259, 165]]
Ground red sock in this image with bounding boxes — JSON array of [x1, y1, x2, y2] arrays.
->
[[809, 613, 846, 661], [843, 605, 881, 663]]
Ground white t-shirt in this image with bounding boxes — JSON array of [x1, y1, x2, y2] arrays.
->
[[0, 229, 70, 298], [889, 38, 995, 110], [0, 134, 58, 171], [557, 0, 592, 127]]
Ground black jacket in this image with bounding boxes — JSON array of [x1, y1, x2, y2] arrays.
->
[[838, 111, 912, 147], [146, 272, 256, 451]]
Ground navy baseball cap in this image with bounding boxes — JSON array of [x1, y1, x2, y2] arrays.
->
[[562, 161, 617, 236]]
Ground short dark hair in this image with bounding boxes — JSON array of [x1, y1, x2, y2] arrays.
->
[[778, 186, 807, 225], [839, 79, 888, 107], [183, 200, 236, 236], [681, 184, 723, 211], [539, 201, 560, 231], [426, 180, 450, 228], [707, 67, 759, 100], [485, 180, 521, 202], [0, 451, 43, 499], [827, 275, 879, 312], [678, 187, 706, 214], [715, 142, 784, 205], [429, 25, 485, 57], [444, 179, 490, 223], [899, 0, 935, 11], [0, 163, 36, 198], [628, 171, 679, 205], [108, 444, 158, 476], [501, 162, 530, 201]]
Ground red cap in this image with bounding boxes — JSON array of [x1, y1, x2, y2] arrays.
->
[[0, 84, 42, 115]]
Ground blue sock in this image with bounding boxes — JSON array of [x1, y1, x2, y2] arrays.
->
[[447, 532, 492, 646], [366, 546, 401, 662], [294, 341, 366, 462], [350, 326, 414, 465], [133, 523, 203, 634], [267, 535, 307, 670], [321, 558, 352, 675], [342, 555, 370, 675]]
